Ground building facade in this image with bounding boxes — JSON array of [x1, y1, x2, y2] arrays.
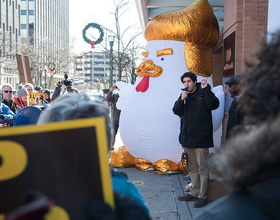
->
[[73, 50, 124, 91], [20, 0, 69, 89], [0, 0, 21, 89]]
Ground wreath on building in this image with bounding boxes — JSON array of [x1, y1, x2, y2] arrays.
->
[[82, 23, 104, 49], [48, 62, 56, 73]]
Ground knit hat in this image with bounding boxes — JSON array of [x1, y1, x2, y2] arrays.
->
[[17, 84, 28, 100], [43, 89, 50, 96], [35, 86, 42, 91]]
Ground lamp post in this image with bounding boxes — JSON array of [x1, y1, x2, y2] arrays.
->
[[44, 68, 47, 89], [108, 35, 115, 89]]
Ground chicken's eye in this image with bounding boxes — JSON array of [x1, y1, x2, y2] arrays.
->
[[161, 58, 164, 61]]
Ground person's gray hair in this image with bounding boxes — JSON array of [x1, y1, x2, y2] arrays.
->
[[37, 92, 112, 149], [2, 84, 13, 90], [24, 83, 34, 89]]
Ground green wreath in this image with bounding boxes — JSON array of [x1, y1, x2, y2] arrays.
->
[[48, 62, 56, 71], [82, 23, 104, 48]]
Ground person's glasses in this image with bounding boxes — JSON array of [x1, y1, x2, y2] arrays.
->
[[3, 90, 13, 93]]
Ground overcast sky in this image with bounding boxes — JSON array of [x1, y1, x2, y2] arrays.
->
[[69, 0, 145, 53]]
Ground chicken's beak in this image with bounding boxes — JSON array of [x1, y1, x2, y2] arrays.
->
[[136, 59, 163, 77]]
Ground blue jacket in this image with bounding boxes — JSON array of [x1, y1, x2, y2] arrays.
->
[[112, 170, 149, 214], [0, 103, 16, 124]]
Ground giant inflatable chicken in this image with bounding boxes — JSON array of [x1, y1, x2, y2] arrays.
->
[[115, 0, 224, 165]]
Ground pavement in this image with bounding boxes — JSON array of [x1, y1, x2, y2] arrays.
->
[[114, 167, 210, 220], [112, 133, 211, 220]]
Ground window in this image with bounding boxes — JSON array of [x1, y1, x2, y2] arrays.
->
[[28, 10, 34, 15], [21, 24, 27, 29], [94, 67, 104, 72], [29, 23, 34, 29], [21, 10, 27, 15]]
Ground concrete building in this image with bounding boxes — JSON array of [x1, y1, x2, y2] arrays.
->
[[0, 0, 21, 89], [20, 0, 69, 89], [73, 50, 123, 91]]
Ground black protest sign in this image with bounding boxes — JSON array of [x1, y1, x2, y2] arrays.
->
[[0, 117, 114, 219]]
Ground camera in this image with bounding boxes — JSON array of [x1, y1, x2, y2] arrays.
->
[[63, 73, 72, 87], [181, 88, 188, 92]]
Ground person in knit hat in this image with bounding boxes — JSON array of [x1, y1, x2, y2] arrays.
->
[[14, 84, 29, 109]]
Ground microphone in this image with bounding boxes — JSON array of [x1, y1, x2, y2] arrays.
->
[[181, 88, 188, 103]]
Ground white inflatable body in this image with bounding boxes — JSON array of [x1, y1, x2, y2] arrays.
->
[[117, 40, 224, 163]]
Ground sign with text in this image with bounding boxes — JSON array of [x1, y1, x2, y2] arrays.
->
[[29, 92, 44, 104], [0, 117, 114, 219], [223, 32, 236, 77]]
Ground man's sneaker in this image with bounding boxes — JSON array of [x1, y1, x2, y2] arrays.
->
[[178, 194, 198, 201], [193, 198, 207, 208]]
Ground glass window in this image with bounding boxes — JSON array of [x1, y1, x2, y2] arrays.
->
[[29, 23, 34, 29], [21, 24, 27, 29], [21, 10, 27, 15], [28, 10, 34, 15]]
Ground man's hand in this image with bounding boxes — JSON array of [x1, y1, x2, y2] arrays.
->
[[181, 91, 189, 101], [110, 85, 117, 92], [201, 78, 208, 89]]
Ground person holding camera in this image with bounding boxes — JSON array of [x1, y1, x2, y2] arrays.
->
[[172, 72, 219, 208], [52, 74, 79, 101], [106, 85, 121, 148]]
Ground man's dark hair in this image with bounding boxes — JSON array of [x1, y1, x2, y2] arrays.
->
[[180, 72, 197, 83], [239, 31, 280, 125]]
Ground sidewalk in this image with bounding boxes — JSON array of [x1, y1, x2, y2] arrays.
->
[[113, 133, 211, 220], [117, 167, 210, 220]]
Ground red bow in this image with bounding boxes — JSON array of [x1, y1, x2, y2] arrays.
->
[[50, 69, 54, 73], [89, 41, 95, 49]]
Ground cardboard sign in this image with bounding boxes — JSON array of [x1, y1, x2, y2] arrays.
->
[[29, 92, 44, 104], [0, 117, 114, 219]]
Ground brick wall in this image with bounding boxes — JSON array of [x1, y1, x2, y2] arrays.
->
[[222, 0, 268, 75]]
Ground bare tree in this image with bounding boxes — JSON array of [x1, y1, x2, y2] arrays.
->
[[87, 0, 145, 84], [112, 0, 144, 82], [0, 29, 20, 67], [21, 37, 72, 88]]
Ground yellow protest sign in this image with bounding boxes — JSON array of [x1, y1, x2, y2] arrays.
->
[[0, 117, 114, 219], [29, 92, 44, 104]]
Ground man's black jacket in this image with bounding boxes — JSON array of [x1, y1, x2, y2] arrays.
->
[[173, 83, 219, 148]]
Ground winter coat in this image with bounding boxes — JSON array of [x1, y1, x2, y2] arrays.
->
[[13, 95, 28, 109], [106, 91, 121, 122], [112, 170, 149, 214], [226, 98, 243, 139], [2, 99, 20, 114], [173, 83, 219, 148], [0, 103, 16, 124], [196, 115, 280, 220]]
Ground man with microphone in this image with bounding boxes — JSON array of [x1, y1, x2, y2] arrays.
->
[[173, 72, 219, 208]]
